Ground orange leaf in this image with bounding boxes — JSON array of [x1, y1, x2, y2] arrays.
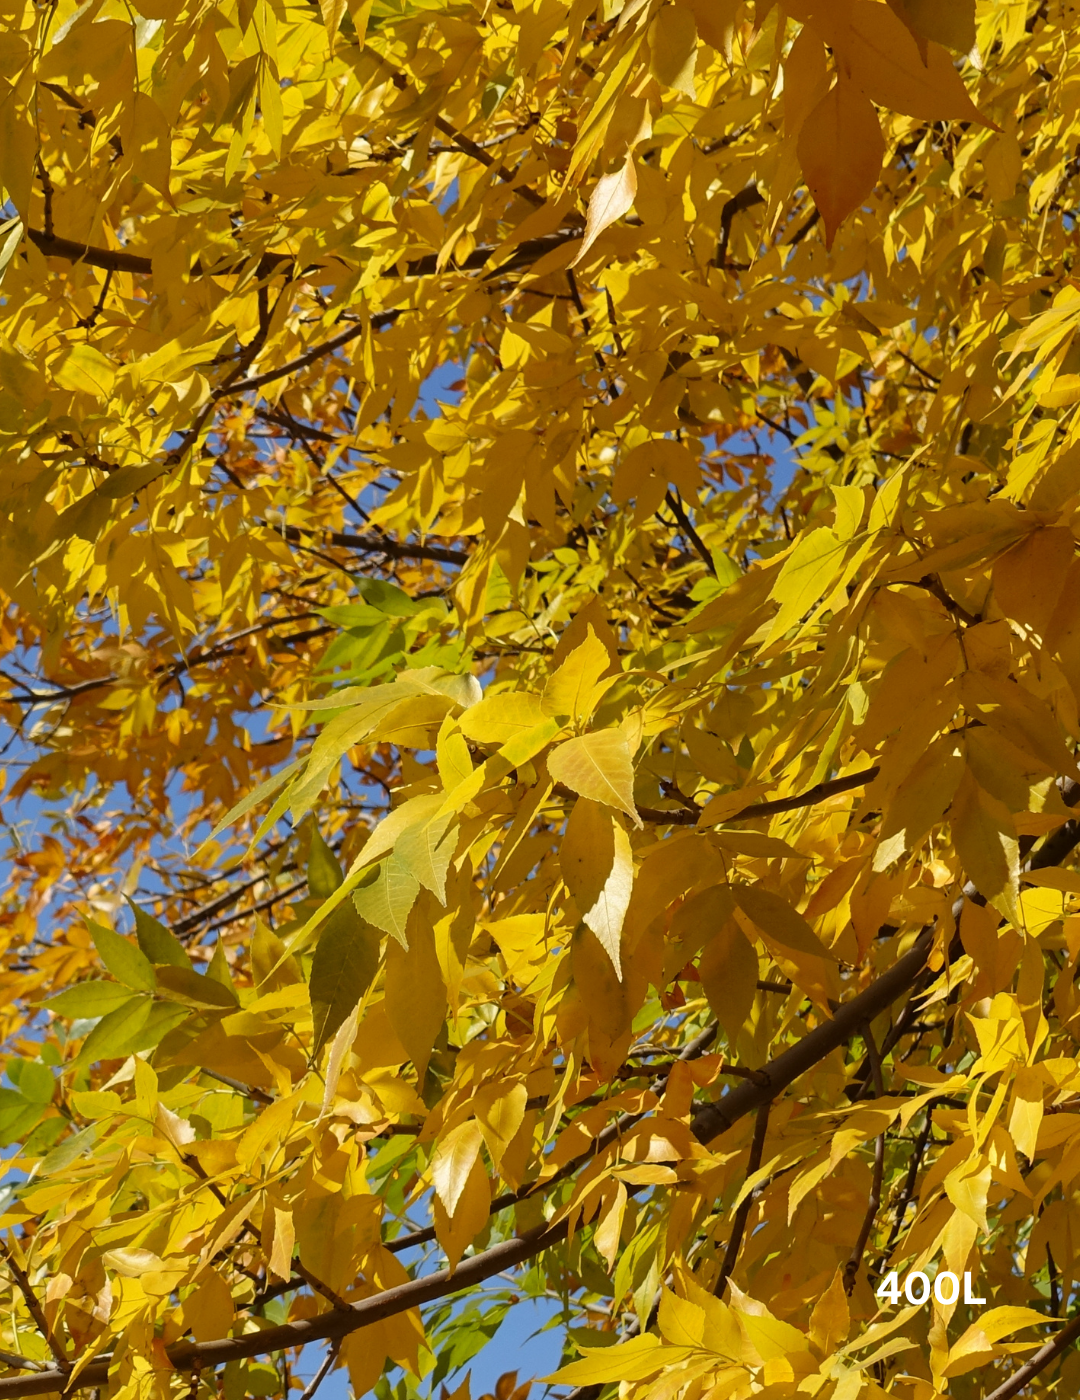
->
[[840, 1, 989, 124], [796, 75, 885, 249]]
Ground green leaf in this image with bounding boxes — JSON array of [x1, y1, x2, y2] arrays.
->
[[352, 856, 420, 947], [40, 980, 136, 1019], [0, 1093, 44, 1149], [129, 1002, 192, 1054], [155, 965, 239, 1009], [395, 812, 456, 904], [76, 996, 154, 1064], [309, 906, 381, 1056], [128, 899, 190, 968], [197, 756, 305, 851], [9, 1061, 54, 1105], [205, 939, 235, 990], [308, 825, 344, 898], [37, 1123, 98, 1177], [88, 921, 155, 992]]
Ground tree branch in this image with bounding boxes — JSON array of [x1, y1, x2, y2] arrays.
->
[[691, 923, 934, 1144], [27, 229, 292, 281], [714, 1100, 771, 1297], [297, 1341, 340, 1400], [220, 316, 394, 396], [665, 490, 716, 577], [272, 521, 469, 566], [981, 1313, 1080, 1400], [0, 1242, 69, 1372], [637, 765, 879, 827], [843, 1023, 885, 1295], [877, 1103, 933, 1270]]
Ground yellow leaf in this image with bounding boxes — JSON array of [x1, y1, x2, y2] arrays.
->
[[0, 74, 35, 214], [103, 1248, 165, 1278], [959, 898, 1021, 996], [269, 1206, 295, 1281], [385, 923, 446, 1081], [1018, 884, 1066, 938], [542, 629, 614, 721], [433, 1145, 490, 1271], [783, 26, 830, 137], [182, 1268, 235, 1344], [944, 1155, 991, 1231], [841, 1, 988, 123], [657, 1288, 706, 1346], [889, 0, 975, 52], [613, 440, 701, 520], [53, 343, 118, 399], [950, 769, 1020, 925], [571, 923, 632, 1051], [123, 93, 172, 194], [71, 1090, 122, 1119], [649, 5, 697, 96], [237, 1092, 302, 1170], [548, 730, 641, 827], [459, 690, 547, 744], [682, 725, 739, 786], [560, 798, 634, 977], [571, 158, 638, 267], [991, 526, 1074, 638], [732, 886, 832, 959], [473, 1080, 528, 1167], [874, 737, 965, 870], [692, 900, 759, 1040], [809, 1268, 850, 1356], [1007, 1066, 1044, 1160], [593, 1181, 628, 1269], [946, 1306, 1047, 1375], [547, 1335, 673, 1385]]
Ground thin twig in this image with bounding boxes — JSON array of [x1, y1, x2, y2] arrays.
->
[[298, 1342, 341, 1400], [433, 116, 544, 208], [665, 490, 716, 576], [272, 521, 468, 567], [0, 1242, 68, 1371], [715, 1100, 771, 1296], [202, 877, 307, 935], [198, 1070, 274, 1106], [877, 1104, 933, 1270], [0, 1356, 44, 1375], [844, 1022, 885, 1295]]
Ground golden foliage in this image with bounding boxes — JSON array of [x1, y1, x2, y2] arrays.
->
[[1, 1, 1080, 1399]]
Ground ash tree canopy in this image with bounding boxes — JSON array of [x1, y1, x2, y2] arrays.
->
[[3, 1, 1080, 1399]]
